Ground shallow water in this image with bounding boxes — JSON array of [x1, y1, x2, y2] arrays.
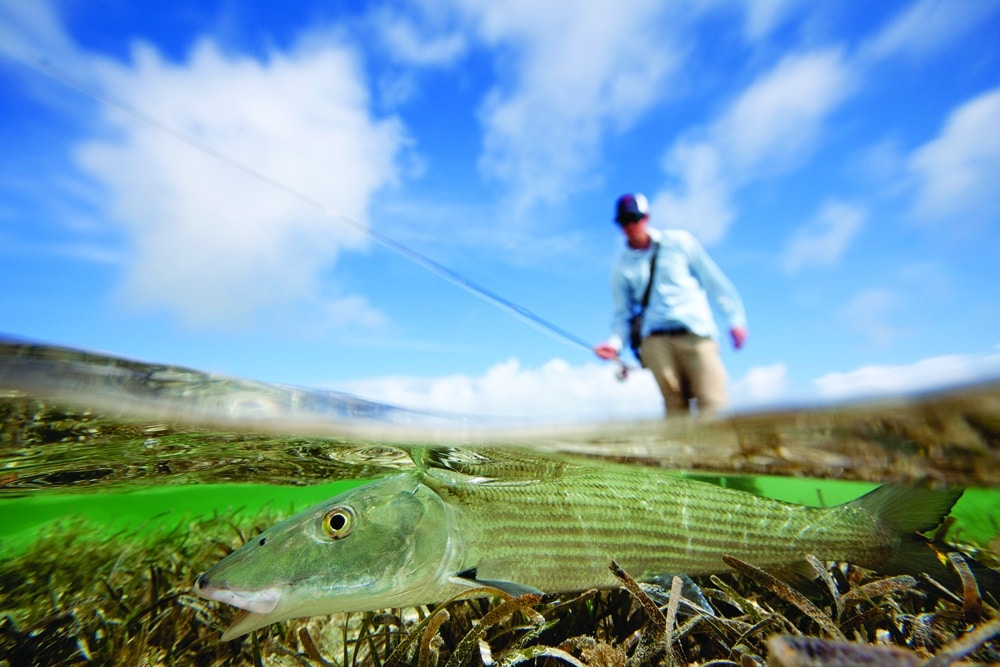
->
[[2, 338, 999, 664], [2, 337, 1000, 537]]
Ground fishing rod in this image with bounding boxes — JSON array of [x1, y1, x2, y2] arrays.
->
[[28, 57, 635, 380]]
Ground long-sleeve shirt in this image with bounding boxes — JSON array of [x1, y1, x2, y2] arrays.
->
[[607, 228, 747, 352]]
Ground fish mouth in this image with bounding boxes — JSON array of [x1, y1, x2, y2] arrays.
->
[[195, 574, 282, 615]]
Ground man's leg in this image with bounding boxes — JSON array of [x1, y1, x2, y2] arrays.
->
[[640, 335, 690, 416], [679, 335, 729, 416]]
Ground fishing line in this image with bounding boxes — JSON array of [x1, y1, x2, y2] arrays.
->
[[27, 57, 635, 373]]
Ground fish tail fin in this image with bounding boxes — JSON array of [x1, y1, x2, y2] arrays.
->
[[853, 484, 962, 536], [850, 485, 957, 582], [854, 485, 1000, 600]]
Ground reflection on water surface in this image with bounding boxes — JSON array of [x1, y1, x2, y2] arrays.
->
[[2, 338, 999, 492]]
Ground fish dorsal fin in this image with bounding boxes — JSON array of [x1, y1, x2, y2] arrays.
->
[[416, 447, 578, 487]]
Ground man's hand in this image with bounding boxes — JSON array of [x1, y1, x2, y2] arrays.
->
[[730, 327, 747, 350], [593, 342, 620, 360]]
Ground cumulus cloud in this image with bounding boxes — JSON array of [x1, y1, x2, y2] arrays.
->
[[74, 38, 406, 329], [782, 200, 865, 273], [814, 348, 1000, 400], [448, 0, 681, 210], [341, 357, 663, 422], [653, 50, 854, 243], [908, 88, 1000, 224], [344, 357, 801, 422]]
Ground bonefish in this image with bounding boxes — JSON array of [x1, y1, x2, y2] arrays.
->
[[196, 453, 963, 640]]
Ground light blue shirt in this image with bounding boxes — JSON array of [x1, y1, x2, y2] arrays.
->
[[607, 228, 746, 351]]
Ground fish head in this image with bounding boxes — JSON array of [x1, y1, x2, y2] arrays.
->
[[195, 473, 460, 639]]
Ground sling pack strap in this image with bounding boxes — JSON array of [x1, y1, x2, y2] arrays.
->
[[628, 240, 660, 360], [639, 240, 660, 312]]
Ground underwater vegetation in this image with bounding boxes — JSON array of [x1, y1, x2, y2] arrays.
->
[[1, 509, 998, 666]]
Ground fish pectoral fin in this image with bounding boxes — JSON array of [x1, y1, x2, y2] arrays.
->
[[453, 568, 543, 598], [642, 574, 715, 616]]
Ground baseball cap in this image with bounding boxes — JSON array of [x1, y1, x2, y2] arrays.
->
[[614, 193, 649, 223]]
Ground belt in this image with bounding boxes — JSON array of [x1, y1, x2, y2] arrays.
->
[[648, 327, 690, 337]]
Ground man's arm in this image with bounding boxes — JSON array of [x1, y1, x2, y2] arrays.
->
[[684, 232, 748, 349]]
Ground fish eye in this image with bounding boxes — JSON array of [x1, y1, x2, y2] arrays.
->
[[322, 506, 356, 540]]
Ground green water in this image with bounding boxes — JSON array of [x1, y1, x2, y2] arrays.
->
[[1, 480, 365, 556]]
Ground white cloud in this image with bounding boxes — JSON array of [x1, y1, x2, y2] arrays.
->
[[838, 288, 899, 347], [373, 11, 467, 66], [0, 0, 80, 66], [859, 0, 1000, 64], [721, 51, 852, 172], [651, 140, 735, 245], [342, 357, 663, 422], [74, 38, 406, 329], [908, 88, 1000, 224], [653, 50, 853, 243], [448, 0, 681, 209], [782, 200, 865, 273], [341, 348, 1000, 423], [814, 348, 1000, 400], [730, 363, 789, 406], [320, 295, 390, 331], [344, 357, 792, 422], [367, 5, 467, 109]]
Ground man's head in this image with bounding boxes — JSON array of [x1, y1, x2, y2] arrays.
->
[[614, 193, 649, 225], [614, 193, 651, 248]]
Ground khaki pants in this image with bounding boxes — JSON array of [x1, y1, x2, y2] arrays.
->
[[640, 333, 728, 417]]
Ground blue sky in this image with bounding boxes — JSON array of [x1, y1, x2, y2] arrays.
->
[[2, 0, 999, 422]]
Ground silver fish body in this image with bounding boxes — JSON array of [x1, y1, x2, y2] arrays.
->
[[196, 457, 960, 640]]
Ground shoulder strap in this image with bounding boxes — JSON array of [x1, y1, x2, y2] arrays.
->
[[639, 241, 660, 311]]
